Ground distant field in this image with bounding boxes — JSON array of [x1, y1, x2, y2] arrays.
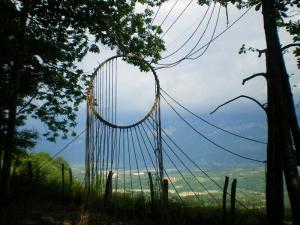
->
[[70, 164, 290, 210]]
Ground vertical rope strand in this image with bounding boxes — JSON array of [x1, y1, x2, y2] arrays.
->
[[138, 124, 157, 170], [126, 129, 133, 197], [110, 59, 115, 171], [123, 129, 126, 198], [115, 128, 122, 193], [130, 128, 144, 194], [134, 126, 150, 175]]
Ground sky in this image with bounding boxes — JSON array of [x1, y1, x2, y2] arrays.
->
[[32, 1, 300, 166]]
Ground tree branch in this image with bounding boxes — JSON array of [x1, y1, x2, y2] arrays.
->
[[210, 95, 267, 115], [281, 43, 300, 52], [256, 48, 265, 58], [242, 73, 267, 85], [17, 85, 41, 114], [256, 43, 300, 57]]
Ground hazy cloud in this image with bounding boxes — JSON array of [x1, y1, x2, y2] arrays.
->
[[163, 126, 177, 136]]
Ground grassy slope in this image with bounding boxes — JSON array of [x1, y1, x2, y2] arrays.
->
[[4, 159, 295, 225], [0, 175, 268, 225]]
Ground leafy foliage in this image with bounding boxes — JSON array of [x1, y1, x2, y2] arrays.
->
[[0, 0, 165, 141], [15, 151, 71, 184], [16, 128, 38, 148], [278, 20, 300, 68], [14, 128, 38, 160]]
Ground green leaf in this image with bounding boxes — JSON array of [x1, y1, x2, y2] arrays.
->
[[0, 0, 165, 143]]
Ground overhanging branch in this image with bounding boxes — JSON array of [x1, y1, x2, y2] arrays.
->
[[281, 43, 300, 52], [256, 43, 300, 57], [242, 73, 267, 85], [210, 95, 267, 115]]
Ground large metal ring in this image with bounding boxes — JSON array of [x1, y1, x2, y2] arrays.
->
[[87, 55, 160, 129]]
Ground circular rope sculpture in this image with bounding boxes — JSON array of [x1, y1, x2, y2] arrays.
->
[[85, 55, 164, 201], [85, 56, 265, 212]]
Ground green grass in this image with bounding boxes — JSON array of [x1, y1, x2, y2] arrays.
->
[[3, 154, 291, 225], [0, 171, 269, 225]]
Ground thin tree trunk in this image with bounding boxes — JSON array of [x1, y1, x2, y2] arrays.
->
[[261, 0, 300, 224], [0, 111, 5, 179], [0, 147, 3, 180], [266, 62, 284, 225], [0, 76, 19, 200], [0, 0, 30, 201]]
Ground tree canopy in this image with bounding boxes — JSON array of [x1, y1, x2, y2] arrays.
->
[[0, 0, 165, 141]]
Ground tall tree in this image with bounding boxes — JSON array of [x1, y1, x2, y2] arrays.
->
[[0, 0, 165, 201], [197, 0, 300, 224]]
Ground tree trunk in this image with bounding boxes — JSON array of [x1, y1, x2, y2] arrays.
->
[[0, 0, 30, 202], [0, 75, 19, 201], [0, 147, 2, 179], [0, 110, 6, 180], [261, 0, 300, 224], [266, 59, 284, 225]]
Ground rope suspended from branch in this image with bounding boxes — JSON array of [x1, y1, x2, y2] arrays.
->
[[150, 117, 264, 214], [160, 88, 267, 144], [39, 127, 88, 170], [156, 3, 220, 67], [160, 95, 266, 164], [151, 4, 161, 25], [154, 7, 252, 70], [161, 1, 213, 60], [145, 119, 221, 206], [161, 0, 194, 38], [86, 55, 265, 215], [86, 55, 163, 199], [159, 0, 180, 27]]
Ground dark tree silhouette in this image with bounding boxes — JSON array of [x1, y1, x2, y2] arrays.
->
[[197, 0, 300, 224], [0, 0, 165, 202]]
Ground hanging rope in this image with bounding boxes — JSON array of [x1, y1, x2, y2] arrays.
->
[[154, 7, 252, 70], [85, 54, 265, 219], [160, 95, 266, 164], [160, 88, 267, 144]]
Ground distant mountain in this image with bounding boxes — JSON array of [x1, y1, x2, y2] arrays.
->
[[34, 109, 268, 167]]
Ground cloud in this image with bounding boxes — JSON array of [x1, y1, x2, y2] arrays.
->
[[35, 2, 299, 163], [163, 126, 177, 136], [223, 122, 267, 132], [207, 121, 266, 137], [79, 3, 299, 116]]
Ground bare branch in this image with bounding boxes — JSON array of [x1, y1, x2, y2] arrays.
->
[[210, 95, 267, 115], [256, 48, 265, 58], [256, 43, 300, 57], [242, 73, 267, 85], [281, 43, 300, 52]]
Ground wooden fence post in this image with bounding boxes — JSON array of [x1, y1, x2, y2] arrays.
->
[[27, 161, 32, 183], [162, 179, 168, 206], [231, 178, 237, 224], [161, 179, 169, 222], [148, 172, 155, 212], [69, 167, 73, 192], [223, 176, 229, 223], [61, 163, 65, 198], [104, 171, 113, 210]]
